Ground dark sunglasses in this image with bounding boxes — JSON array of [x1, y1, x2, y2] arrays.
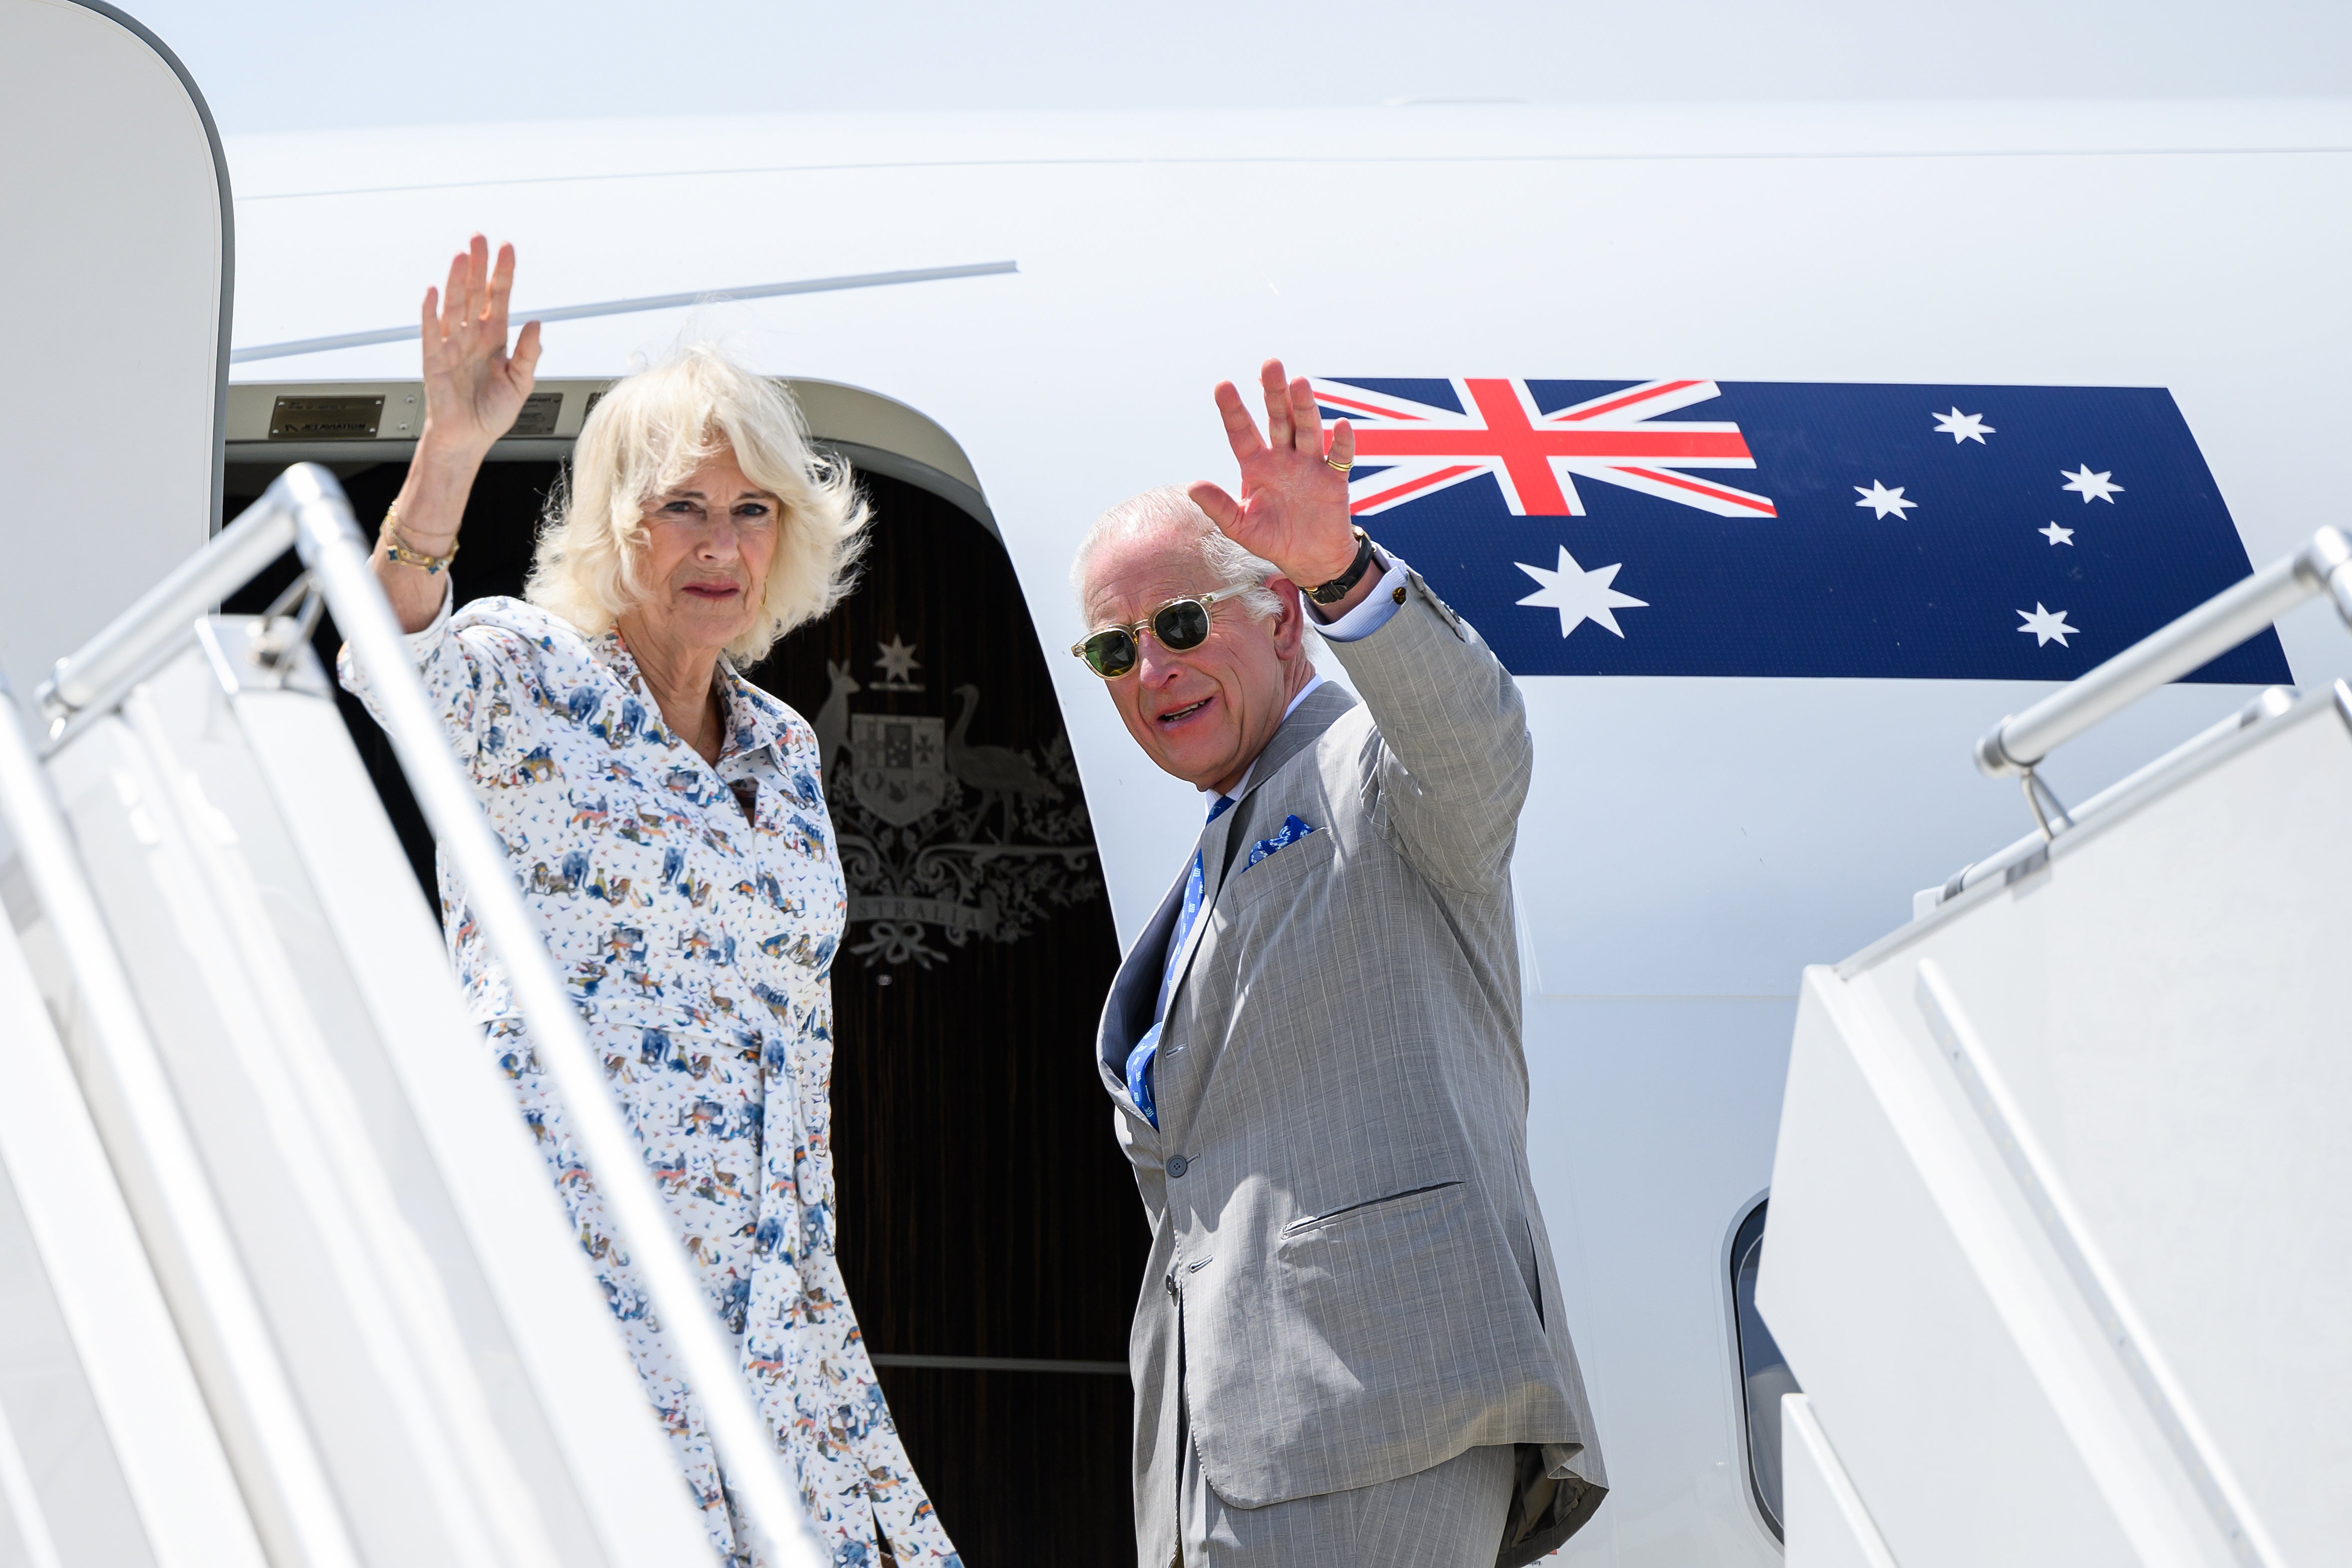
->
[[1069, 594, 1220, 679]]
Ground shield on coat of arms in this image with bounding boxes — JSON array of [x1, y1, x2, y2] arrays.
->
[[849, 713, 948, 827]]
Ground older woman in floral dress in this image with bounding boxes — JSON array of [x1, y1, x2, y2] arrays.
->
[[340, 235, 957, 1568]]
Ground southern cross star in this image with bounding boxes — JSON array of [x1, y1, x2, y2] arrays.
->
[[1932, 407, 1994, 444], [2039, 521, 2075, 546], [2017, 603, 2079, 646], [1515, 546, 1649, 638], [1854, 480, 1918, 520], [2060, 464, 2123, 503]]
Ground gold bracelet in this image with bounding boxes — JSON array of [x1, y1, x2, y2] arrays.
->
[[380, 504, 459, 575]]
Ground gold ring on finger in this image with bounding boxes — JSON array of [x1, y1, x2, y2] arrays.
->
[[1324, 456, 1352, 474]]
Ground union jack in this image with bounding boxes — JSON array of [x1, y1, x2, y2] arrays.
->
[[1312, 377, 1777, 519]]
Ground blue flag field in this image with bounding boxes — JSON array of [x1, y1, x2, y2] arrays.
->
[[1316, 376, 2291, 684]]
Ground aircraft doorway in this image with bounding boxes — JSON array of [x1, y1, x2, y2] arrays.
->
[[748, 472, 1141, 1565], [222, 454, 1143, 1565]]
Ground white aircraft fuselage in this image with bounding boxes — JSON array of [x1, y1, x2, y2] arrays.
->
[[13, 21, 2352, 1557]]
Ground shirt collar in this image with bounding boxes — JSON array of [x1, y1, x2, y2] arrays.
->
[[712, 660, 800, 763], [1203, 669, 1326, 818], [596, 630, 798, 763]]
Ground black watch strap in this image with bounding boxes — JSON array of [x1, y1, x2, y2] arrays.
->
[[1305, 529, 1375, 605]]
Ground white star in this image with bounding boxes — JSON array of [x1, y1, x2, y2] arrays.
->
[[2039, 521, 2074, 546], [1854, 480, 1918, 520], [1932, 407, 1994, 444], [2016, 603, 2079, 647], [2060, 464, 2123, 503], [1514, 546, 1649, 639], [874, 635, 922, 685]]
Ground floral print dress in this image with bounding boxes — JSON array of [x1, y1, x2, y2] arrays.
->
[[341, 592, 958, 1568]]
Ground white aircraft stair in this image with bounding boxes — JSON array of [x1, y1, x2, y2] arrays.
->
[[1758, 528, 2352, 1568], [0, 469, 828, 1568]]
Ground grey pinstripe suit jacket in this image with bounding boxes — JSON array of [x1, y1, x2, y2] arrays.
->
[[1095, 570, 1606, 1568]]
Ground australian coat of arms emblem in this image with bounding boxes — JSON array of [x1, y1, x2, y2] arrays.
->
[[850, 714, 948, 827], [815, 642, 1100, 968]]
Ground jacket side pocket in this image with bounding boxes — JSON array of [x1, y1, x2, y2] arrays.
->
[[1279, 1180, 1462, 1239]]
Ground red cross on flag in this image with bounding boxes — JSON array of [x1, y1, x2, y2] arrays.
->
[[1311, 377, 1778, 519]]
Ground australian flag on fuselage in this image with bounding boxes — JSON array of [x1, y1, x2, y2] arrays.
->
[[1314, 377, 2290, 683]]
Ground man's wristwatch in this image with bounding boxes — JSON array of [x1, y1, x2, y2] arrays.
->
[[1303, 528, 1375, 606]]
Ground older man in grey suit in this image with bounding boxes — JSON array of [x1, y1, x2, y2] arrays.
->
[[1070, 360, 1607, 1567]]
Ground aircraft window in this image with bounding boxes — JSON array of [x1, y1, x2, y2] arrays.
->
[[1730, 1198, 1800, 1540]]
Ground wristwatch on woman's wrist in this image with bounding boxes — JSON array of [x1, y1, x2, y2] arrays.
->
[[1303, 528, 1375, 606]]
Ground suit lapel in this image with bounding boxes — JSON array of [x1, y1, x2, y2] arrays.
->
[[1134, 808, 1236, 1066], [1255, 682, 1355, 782], [1099, 683, 1366, 1119], [1215, 682, 1357, 878], [1157, 682, 1358, 1015], [1098, 861, 1191, 1100]]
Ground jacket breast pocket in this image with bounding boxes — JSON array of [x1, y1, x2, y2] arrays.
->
[[1224, 822, 1339, 915]]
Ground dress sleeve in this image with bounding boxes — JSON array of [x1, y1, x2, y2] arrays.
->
[[334, 579, 518, 767]]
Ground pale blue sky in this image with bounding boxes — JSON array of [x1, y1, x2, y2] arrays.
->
[[125, 0, 2352, 135]]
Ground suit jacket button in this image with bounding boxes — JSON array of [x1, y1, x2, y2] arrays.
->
[[1167, 1155, 1189, 1178]]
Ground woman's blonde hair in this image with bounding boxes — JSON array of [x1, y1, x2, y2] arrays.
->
[[524, 343, 868, 663]]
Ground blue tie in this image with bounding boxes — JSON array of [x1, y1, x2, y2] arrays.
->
[[1125, 795, 1233, 1129]]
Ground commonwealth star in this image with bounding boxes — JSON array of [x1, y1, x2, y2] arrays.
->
[[1515, 546, 1649, 638]]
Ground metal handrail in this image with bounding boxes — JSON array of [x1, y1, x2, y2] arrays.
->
[[0, 673, 359, 1568], [1975, 526, 2352, 776], [37, 503, 302, 727], [38, 465, 826, 1568], [1936, 686, 2300, 907]]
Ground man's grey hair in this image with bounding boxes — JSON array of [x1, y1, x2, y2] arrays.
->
[[1070, 485, 1286, 624]]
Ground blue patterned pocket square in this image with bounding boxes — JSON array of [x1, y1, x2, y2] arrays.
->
[[1245, 815, 1318, 869]]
